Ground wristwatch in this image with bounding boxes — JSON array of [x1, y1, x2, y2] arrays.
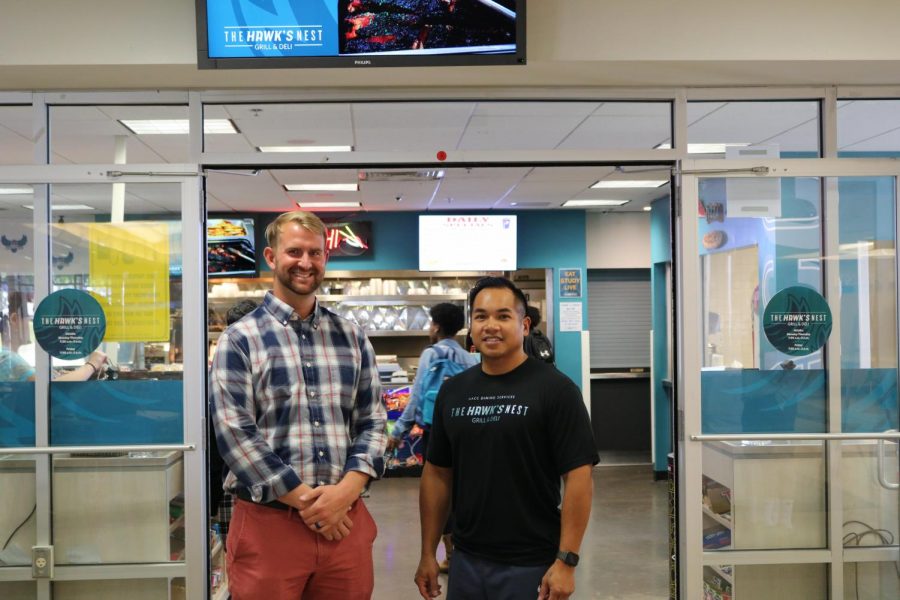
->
[[556, 550, 579, 567]]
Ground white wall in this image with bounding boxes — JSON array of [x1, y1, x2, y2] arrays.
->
[[4, 0, 900, 89], [586, 212, 651, 270]]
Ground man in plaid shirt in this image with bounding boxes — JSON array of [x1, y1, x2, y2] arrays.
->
[[210, 211, 387, 600]]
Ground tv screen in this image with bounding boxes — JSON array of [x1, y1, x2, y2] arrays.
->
[[196, 0, 525, 69], [207, 217, 258, 277], [418, 215, 516, 271], [325, 221, 372, 258]]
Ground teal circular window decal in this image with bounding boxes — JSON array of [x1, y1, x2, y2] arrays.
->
[[763, 286, 832, 356], [33, 289, 106, 359]]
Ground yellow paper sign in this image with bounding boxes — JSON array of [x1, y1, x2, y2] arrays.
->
[[88, 222, 170, 342]]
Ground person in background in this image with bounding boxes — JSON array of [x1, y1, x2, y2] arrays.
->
[[416, 276, 597, 600], [523, 305, 555, 365], [387, 302, 478, 573], [210, 210, 386, 600], [208, 299, 259, 543]]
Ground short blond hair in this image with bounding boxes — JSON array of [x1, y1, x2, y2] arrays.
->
[[265, 211, 328, 249]]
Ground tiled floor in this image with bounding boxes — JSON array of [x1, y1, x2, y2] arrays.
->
[[368, 464, 670, 599]]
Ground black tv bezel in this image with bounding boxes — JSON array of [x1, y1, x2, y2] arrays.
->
[[207, 214, 260, 278], [195, 0, 526, 70]]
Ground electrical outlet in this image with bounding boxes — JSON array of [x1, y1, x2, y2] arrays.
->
[[32, 546, 53, 578]]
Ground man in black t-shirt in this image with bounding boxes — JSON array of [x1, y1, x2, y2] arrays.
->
[[415, 277, 598, 600]]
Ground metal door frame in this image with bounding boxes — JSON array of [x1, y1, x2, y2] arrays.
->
[[0, 165, 206, 600], [676, 158, 900, 599]]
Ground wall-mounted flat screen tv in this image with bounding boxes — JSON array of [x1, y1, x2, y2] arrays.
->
[[196, 0, 525, 69], [207, 217, 258, 277], [419, 215, 516, 271], [325, 221, 372, 257]]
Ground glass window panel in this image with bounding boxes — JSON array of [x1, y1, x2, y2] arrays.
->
[[0, 106, 35, 164], [838, 99, 900, 157], [686, 101, 820, 158], [0, 455, 36, 567], [0, 582, 36, 600], [203, 101, 672, 154], [844, 561, 900, 600], [842, 440, 899, 549], [52, 451, 184, 565], [46, 183, 183, 446], [1, 209, 36, 446], [703, 441, 826, 550], [834, 177, 899, 433], [49, 105, 190, 164], [704, 563, 826, 599], [699, 177, 827, 434]]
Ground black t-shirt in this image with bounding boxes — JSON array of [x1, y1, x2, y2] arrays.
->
[[427, 357, 599, 566]]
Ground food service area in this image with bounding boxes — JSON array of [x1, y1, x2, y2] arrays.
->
[[1, 2, 900, 600]]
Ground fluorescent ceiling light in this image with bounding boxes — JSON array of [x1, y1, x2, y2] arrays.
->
[[258, 145, 353, 153], [655, 142, 751, 153], [0, 185, 34, 195], [643, 206, 652, 211], [591, 180, 668, 189], [295, 201, 361, 208], [563, 199, 630, 207], [118, 119, 238, 135], [285, 183, 359, 192], [24, 204, 94, 210]]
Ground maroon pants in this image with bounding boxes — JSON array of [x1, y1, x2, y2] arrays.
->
[[227, 498, 377, 600]]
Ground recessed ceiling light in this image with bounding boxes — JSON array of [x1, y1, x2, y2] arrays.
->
[[118, 119, 239, 135], [0, 185, 34, 195], [655, 142, 751, 153], [591, 180, 668, 189], [563, 199, 630, 207], [285, 183, 359, 192], [258, 145, 353, 153], [643, 206, 652, 211], [24, 204, 94, 210], [295, 201, 361, 208]]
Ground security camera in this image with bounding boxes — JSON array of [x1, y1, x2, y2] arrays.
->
[[395, 195, 403, 202]]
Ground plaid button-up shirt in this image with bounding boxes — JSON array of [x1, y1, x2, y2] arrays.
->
[[210, 291, 386, 503]]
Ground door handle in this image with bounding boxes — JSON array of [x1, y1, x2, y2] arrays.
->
[[877, 429, 899, 491]]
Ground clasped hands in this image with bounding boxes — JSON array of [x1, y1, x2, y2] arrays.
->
[[278, 482, 356, 541]]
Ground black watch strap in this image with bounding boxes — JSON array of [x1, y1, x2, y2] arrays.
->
[[556, 550, 579, 567]]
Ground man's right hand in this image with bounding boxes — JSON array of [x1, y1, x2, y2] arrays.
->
[[386, 437, 401, 452], [277, 484, 355, 539], [414, 555, 442, 599]]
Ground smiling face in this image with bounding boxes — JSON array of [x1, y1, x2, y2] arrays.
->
[[470, 286, 529, 374], [263, 221, 327, 317]]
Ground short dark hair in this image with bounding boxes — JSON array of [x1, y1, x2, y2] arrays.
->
[[467, 276, 527, 317], [525, 305, 541, 329], [429, 302, 465, 337], [226, 299, 259, 325]]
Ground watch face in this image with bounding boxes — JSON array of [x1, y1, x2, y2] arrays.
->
[[558, 551, 579, 566]]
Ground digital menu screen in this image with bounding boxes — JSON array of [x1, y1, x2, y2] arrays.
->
[[198, 0, 524, 68], [207, 218, 257, 277]]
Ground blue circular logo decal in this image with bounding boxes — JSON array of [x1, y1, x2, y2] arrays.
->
[[33, 290, 106, 359], [763, 286, 832, 356]]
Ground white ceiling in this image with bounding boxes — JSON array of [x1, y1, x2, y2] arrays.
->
[[1, 99, 900, 217]]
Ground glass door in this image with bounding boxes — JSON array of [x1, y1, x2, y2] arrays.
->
[[677, 160, 900, 600], [0, 167, 205, 600]]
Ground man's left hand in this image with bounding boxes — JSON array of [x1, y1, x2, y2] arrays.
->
[[299, 484, 356, 532], [538, 561, 575, 600]]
